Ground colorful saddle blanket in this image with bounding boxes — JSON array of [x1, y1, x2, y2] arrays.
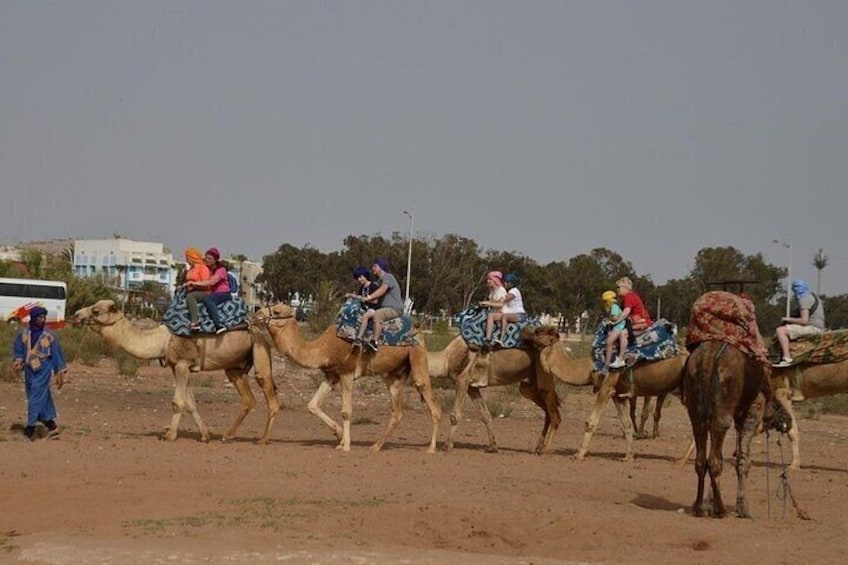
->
[[163, 290, 249, 337], [769, 329, 848, 365], [592, 318, 680, 372], [685, 290, 769, 364], [457, 305, 539, 349], [335, 299, 418, 346]]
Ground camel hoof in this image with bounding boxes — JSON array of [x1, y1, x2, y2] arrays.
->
[[369, 443, 383, 452], [574, 452, 587, 462], [485, 445, 499, 454], [621, 454, 635, 462]]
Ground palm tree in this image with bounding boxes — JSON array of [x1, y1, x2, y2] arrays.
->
[[812, 248, 829, 294]]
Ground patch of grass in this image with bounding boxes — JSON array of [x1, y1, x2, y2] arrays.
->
[[424, 322, 458, 352]]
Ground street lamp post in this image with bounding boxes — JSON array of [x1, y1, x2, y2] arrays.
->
[[403, 209, 414, 313], [773, 238, 793, 317]]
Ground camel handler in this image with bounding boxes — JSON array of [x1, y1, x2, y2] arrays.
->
[[12, 306, 69, 441]]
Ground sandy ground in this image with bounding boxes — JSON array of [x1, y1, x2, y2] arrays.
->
[[1, 354, 847, 565]]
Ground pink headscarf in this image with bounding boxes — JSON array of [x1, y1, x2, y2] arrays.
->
[[487, 271, 503, 286]]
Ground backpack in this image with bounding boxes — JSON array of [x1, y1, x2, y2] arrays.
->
[[227, 271, 240, 295]]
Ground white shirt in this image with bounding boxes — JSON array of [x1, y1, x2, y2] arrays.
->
[[502, 287, 525, 315]]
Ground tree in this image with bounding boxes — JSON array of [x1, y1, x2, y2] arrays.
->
[[813, 248, 829, 294]]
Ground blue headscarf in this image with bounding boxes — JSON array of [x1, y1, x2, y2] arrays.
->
[[504, 273, 519, 285], [28, 306, 48, 344], [373, 257, 391, 273], [791, 279, 810, 298]]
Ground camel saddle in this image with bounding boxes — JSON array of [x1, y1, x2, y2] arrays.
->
[[591, 318, 680, 372], [163, 289, 249, 337], [335, 299, 418, 346], [768, 329, 848, 365], [456, 305, 539, 350], [685, 291, 770, 364]]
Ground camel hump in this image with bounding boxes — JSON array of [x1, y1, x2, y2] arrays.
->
[[520, 325, 560, 349]]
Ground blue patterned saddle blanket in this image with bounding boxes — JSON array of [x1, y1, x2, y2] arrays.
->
[[163, 289, 249, 337], [457, 306, 539, 349], [591, 318, 680, 371], [335, 299, 418, 346]]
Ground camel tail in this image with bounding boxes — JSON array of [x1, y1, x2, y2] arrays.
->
[[688, 342, 725, 425]]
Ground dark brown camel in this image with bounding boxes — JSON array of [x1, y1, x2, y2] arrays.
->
[[683, 341, 769, 518]]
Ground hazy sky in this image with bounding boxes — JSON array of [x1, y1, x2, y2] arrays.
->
[[2, 1, 846, 293]]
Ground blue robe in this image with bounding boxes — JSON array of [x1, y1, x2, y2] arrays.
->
[[13, 328, 67, 427]]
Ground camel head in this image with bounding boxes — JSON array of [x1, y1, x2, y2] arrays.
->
[[73, 300, 125, 332], [252, 303, 297, 336]]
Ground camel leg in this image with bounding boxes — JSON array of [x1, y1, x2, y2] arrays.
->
[[518, 382, 560, 455], [338, 374, 354, 451], [222, 370, 256, 443], [576, 373, 618, 461], [164, 361, 189, 442], [612, 396, 635, 461], [370, 374, 405, 452], [447, 352, 480, 452], [691, 424, 709, 517], [774, 387, 801, 470], [467, 387, 498, 453], [409, 347, 442, 453], [252, 343, 282, 445], [652, 394, 667, 438], [676, 439, 696, 467], [734, 395, 764, 519], [307, 379, 343, 441], [181, 383, 211, 443], [638, 397, 653, 438], [708, 414, 732, 518], [446, 378, 469, 452]]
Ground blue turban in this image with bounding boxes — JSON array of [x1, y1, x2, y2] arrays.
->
[[373, 257, 390, 272], [353, 266, 370, 279], [504, 273, 519, 285], [29, 306, 48, 321], [791, 279, 810, 297]]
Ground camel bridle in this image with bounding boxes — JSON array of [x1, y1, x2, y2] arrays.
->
[[253, 306, 295, 327], [77, 308, 125, 329]]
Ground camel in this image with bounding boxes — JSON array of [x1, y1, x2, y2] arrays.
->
[[72, 300, 281, 444], [427, 330, 594, 454], [683, 341, 768, 518], [255, 303, 442, 453], [575, 353, 688, 462], [763, 361, 848, 469]]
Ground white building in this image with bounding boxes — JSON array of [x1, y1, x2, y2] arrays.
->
[[74, 238, 176, 294]]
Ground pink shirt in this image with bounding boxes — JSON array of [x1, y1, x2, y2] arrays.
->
[[210, 266, 231, 294]]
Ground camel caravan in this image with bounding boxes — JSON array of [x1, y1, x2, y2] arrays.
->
[[69, 259, 848, 517]]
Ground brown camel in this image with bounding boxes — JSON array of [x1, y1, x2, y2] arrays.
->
[[255, 303, 442, 453], [683, 341, 768, 518], [428, 330, 594, 454], [73, 300, 281, 444], [576, 353, 688, 461]]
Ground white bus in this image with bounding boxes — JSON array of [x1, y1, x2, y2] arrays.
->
[[0, 277, 68, 328]]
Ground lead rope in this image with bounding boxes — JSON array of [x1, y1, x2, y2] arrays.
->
[[766, 428, 811, 521], [71, 327, 89, 364]]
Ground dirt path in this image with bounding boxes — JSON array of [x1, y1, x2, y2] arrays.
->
[[1, 358, 846, 564]]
